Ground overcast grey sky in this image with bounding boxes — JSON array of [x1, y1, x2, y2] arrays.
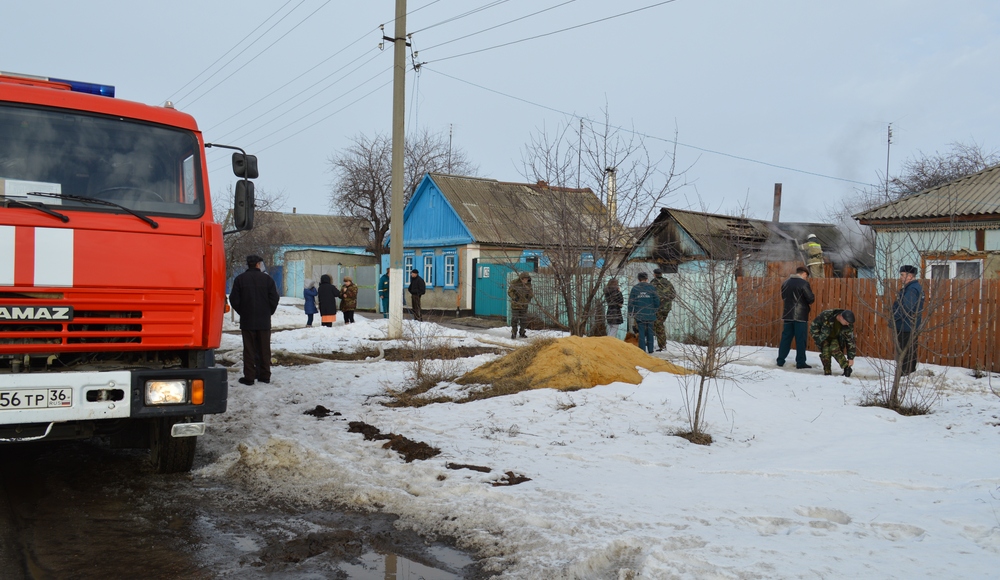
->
[[6, 0, 999, 223]]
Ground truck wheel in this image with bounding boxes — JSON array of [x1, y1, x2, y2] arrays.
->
[[149, 417, 197, 474]]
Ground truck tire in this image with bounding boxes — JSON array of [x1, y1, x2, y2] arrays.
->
[[149, 417, 197, 474]]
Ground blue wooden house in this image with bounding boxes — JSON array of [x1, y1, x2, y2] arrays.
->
[[385, 173, 618, 316]]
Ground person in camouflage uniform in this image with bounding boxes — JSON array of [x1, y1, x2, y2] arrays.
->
[[508, 271, 534, 339], [809, 308, 857, 376], [651, 268, 676, 352]]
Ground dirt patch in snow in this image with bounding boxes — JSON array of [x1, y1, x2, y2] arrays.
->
[[347, 421, 441, 463]]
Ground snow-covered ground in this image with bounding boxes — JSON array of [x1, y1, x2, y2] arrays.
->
[[203, 298, 1000, 578]]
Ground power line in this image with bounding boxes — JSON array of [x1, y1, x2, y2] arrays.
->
[[422, 0, 678, 64], [423, 66, 878, 187], [422, 0, 579, 52], [210, 47, 382, 140], [183, 0, 334, 108], [166, 0, 299, 104], [411, 0, 513, 34], [208, 63, 393, 166]]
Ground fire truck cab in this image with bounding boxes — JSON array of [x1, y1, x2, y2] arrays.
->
[[0, 72, 254, 472]]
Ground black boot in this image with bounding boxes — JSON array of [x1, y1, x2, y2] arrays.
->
[[843, 366, 853, 377]]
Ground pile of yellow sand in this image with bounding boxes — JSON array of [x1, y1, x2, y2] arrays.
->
[[458, 335, 691, 392]]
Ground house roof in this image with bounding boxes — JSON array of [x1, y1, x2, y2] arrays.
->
[[427, 173, 621, 247], [854, 164, 1000, 222], [255, 211, 370, 247], [636, 207, 874, 268]]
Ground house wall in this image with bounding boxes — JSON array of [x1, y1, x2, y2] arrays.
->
[[284, 249, 378, 306], [875, 228, 1000, 279]]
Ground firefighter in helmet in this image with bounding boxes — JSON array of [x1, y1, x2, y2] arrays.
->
[[800, 234, 824, 278]]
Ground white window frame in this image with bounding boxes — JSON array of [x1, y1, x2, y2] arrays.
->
[[924, 258, 983, 280], [424, 254, 434, 287], [404, 254, 414, 286], [444, 253, 456, 288]]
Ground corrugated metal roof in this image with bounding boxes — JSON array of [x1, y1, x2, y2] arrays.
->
[[256, 211, 371, 247], [667, 208, 773, 260], [854, 164, 1000, 221], [428, 173, 622, 247]]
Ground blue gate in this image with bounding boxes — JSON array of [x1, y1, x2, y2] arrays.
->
[[473, 261, 533, 318]]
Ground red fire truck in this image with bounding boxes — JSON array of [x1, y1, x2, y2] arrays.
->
[[0, 72, 255, 472]]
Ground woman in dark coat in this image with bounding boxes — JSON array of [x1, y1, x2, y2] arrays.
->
[[303, 279, 318, 326], [340, 276, 358, 324], [604, 278, 624, 338], [317, 274, 341, 327]]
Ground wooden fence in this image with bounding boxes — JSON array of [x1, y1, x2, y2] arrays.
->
[[736, 277, 1000, 372]]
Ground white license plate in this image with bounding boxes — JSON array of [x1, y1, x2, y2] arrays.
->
[[0, 388, 72, 409]]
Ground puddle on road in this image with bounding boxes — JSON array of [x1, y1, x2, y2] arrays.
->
[[0, 441, 485, 579]]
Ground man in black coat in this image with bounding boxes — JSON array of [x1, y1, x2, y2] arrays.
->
[[776, 266, 815, 369], [229, 255, 280, 385], [408, 269, 426, 321]]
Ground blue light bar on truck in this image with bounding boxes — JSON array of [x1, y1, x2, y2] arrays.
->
[[50, 77, 115, 97], [0, 71, 115, 97]]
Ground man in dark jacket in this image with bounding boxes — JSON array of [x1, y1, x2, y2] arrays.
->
[[776, 266, 815, 369], [408, 269, 426, 321], [892, 264, 924, 375], [627, 272, 660, 354], [229, 255, 280, 385], [508, 271, 534, 339], [810, 309, 857, 376]]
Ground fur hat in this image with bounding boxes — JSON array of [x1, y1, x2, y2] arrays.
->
[[899, 265, 918, 275], [246, 254, 263, 266], [653, 268, 663, 275]]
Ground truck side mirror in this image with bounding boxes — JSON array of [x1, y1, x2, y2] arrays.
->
[[232, 153, 259, 179], [233, 180, 255, 231]]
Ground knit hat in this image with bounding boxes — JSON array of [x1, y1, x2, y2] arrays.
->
[[637, 272, 648, 281], [840, 310, 855, 324]]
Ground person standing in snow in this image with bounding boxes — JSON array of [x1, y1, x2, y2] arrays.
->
[[627, 272, 660, 354], [408, 269, 426, 321], [303, 279, 318, 326], [651, 268, 676, 351], [776, 266, 815, 369], [891, 264, 924, 375], [229, 254, 279, 385], [340, 276, 358, 324], [810, 308, 857, 376], [317, 273, 341, 327], [378, 270, 390, 318], [603, 278, 624, 338], [508, 271, 534, 339]]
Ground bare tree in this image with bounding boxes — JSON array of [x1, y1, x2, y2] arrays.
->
[[670, 202, 760, 444], [891, 141, 1000, 198], [327, 128, 477, 263], [217, 185, 287, 280], [507, 108, 688, 336]]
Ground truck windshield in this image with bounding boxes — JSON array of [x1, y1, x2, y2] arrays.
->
[[0, 103, 204, 218]]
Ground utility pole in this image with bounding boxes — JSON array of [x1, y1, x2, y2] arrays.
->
[[387, 0, 407, 339], [885, 123, 893, 199]]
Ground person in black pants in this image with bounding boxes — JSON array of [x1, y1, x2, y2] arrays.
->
[[776, 266, 815, 369], [229, 255, 279, 385], [408, 269, 426, 321], [892, 265, 924, 375]]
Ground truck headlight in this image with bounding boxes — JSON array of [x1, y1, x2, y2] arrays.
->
[[145, 380, 188, 405]]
